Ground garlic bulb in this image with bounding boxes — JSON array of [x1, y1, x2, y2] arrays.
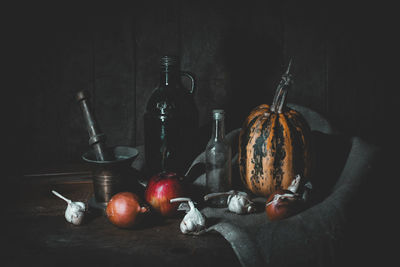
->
[[204, 190, 256, 214], [287, 174, 301, 193], [227, 191, 255, 214], [170, 198, 206, 235], [52, 190, 86, 225]]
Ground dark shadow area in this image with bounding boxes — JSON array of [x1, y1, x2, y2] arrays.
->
[[124, 167, 147, 196], [335, 144, 394, 266], [222, 27, 283, 131], [309, 131, 352, 204], [2, 214, 240, 267], [191, 21, 284, 160]]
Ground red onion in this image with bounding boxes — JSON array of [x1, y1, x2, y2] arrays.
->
[[265, 175, 309, 221], [106, 192, 149, 228], [265, 189, 302, 221], [145, 172, 185, 217]]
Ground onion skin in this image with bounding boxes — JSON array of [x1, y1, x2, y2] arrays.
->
[[106, 192, 148, 228], [145, 172, 185, 217], [265, 189, 301, 221]]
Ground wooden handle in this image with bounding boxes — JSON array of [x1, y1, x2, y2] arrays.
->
[[76, 90, 112, 161]]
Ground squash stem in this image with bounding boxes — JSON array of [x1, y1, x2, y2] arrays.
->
[[270, 87, 281, 112], [271, 59, 293, 113], [277, 90, 288, 113]]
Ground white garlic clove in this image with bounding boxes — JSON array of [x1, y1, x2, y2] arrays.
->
[[75, 201, 86, 211], [170, 198, 206, 235], [65, 201, 86, 225], [205, 190, 255, 214], [226, 192, 255, 214], [52, 190, 86, 226], [180, 219, 194, 234], [74, 212, 85, 225], [181, 201, 206, 234], [177, 202, 191, 212], [287, 174, 301, 193]]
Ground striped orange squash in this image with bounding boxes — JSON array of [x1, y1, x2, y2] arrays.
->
[[238, 63, 312, 197]]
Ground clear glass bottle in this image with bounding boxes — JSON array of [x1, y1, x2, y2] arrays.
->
[[205, 109, 232, 207]]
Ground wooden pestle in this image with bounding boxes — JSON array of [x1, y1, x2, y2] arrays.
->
[[76, 90, 113, 161]]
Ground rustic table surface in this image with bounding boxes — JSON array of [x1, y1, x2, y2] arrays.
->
[[3, 166, 240, 267]]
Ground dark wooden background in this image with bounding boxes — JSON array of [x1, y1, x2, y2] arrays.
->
[[6, 0, 396, 174]]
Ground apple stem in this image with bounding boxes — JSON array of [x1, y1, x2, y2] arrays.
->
[[52, 190, 71, 204]]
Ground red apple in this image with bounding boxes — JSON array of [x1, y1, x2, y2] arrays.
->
[[145, 172, 185, 217], [106, 192, 149, 228]]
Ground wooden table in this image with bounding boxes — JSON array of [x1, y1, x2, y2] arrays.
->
[[3, 168, 240, 267]]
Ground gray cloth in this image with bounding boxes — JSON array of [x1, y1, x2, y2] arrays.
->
[[185, 104, 379, 267], [133, 104, 380, 267], [198, 136, 377, 267]]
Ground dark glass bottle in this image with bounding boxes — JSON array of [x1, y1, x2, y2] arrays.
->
[[144, 56, 198, 176]]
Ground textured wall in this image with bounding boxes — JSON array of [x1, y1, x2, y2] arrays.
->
[[7, 1, 395, 172]]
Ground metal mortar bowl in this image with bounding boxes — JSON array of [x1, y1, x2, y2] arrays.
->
[[82, 146, 139, 208]]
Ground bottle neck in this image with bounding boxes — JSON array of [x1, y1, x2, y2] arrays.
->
[[212, 118, 225, 141], [160, 69, 179, 87]]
